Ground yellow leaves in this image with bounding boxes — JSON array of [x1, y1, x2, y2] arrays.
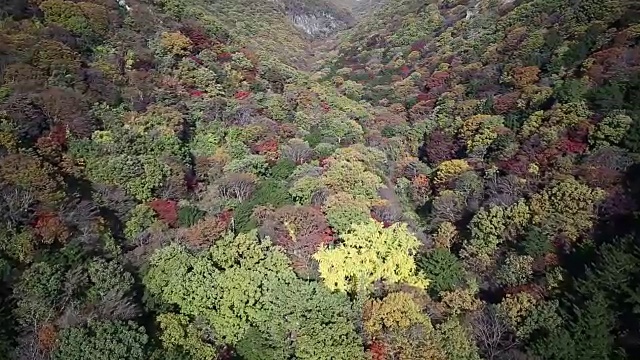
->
[[519, 110, 544, 139], [529, 177, 606, 242], [460, 115, 493, 140], [124, 104, 183, 135], [434, 159, 471, 184], [160, 31, 193, 56], [440, 288, 481, 316], [363, 292, 447, 360], [407, 50, 421, 61], [313, 219, 428, 293], [497, 292, 537, 328], [459, 114, 504, 151], [505, 199, 531, 238], [433, 221, 458, 249], [363, 292, 430, 338], [32, 40, 81, 74]]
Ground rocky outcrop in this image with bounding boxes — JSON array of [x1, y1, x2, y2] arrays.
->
[[288, 11, 345, 37], [271, 0, 355, 37]]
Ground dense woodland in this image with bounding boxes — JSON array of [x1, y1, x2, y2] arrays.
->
[[1, 0, 640, 359]]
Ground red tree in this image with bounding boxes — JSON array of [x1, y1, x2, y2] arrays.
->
[[33, 212, 69, 244], [368, 341, 387, 360], [179, 24, 214, 51], [421, 130, 457, 166], [149, 199, 178, 226], [425, 71, 449, 90], [493, 92, 520, 114]]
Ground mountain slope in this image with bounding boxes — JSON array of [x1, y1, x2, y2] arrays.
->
[[2, 0, 640, 359]]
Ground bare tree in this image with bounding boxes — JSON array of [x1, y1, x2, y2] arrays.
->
[[217, 173, 257, 201], [485, 175, 525, 207], [0, 185, 35, 231], [431, 190, 466, 225], [13, 327, 49, 360], [282, 139, 313, 164], [469, 306, 518, 360]]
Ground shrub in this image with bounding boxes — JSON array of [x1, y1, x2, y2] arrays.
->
[[270, 158, 296, 180], [40, 0, 110, 39], [177, 205, 206, 227]]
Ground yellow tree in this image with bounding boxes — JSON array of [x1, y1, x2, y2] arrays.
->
[[313, 219, 428, 293], [364, 292, 445, 360]]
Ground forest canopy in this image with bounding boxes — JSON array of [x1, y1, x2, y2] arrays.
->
[[1, 0, 640, 359]]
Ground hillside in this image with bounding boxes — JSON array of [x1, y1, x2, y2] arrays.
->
[[1, 0, 640, 359]]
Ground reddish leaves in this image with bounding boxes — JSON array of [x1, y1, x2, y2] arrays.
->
[[503, 283, 546, 300], [179, 24, 214, 52], [149, 199, 178, 226], [37, 323, 58, 354], [258, 206, 334, 271], [188, 55, 204, 66], [368, 341, 387, 360], [399, 65, 411, 77], [558, 138, 587, 154], [410, 174, 431, 204], [217, 52, 232, 62], [234, 91, 251, 100], [251, 138, 278, 154], [421, 130, 457, 166], [511, 66, 540, 87], [410, 40, 427, 52], [425, 71, 449, 90], [34, 212, 70, 244], [493, 92, 520, 114], [182, 210, 233, 248]]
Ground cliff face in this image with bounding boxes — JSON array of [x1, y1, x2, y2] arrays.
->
[[272, 0, 356, 37], [288, 10, 345, 37]]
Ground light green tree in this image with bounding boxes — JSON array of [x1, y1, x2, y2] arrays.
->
[[589, 112, 633, 148], [435, 318, 481, 360], [529, 177, 605, 242], [323, 192, 371, 235], [144, 231, 365, 359], [322, 160, 383, 201]]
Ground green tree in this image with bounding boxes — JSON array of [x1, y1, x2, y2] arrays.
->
[[13, 262, 64, 325], [418, 249, 466, 296], [52, 321, 149, 360], [144, 231, 364, 359], [519, 226, 553, 258], [463, 205, 507, 264], [156, 313, 218, 359], [496, 254, 534, 287], [435, 318, 481, 360]]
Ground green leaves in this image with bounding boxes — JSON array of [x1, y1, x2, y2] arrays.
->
[[53, 321, 148, 360], [418, 249, 465, 296], [13, 262, 64, 325], [144, 231, 364, 357]]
